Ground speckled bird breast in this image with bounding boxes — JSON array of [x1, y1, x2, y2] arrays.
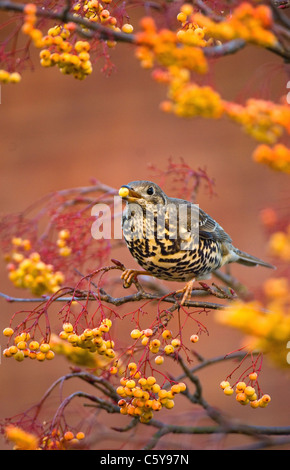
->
[[122, 203, 223, 282]]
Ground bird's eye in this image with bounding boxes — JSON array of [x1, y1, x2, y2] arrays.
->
[[147, 186, 154, 195]]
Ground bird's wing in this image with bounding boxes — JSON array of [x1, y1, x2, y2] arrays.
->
[[198, 208, 232, 243]]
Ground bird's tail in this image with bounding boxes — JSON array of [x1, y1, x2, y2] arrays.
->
[[233, 248, 276, 269]]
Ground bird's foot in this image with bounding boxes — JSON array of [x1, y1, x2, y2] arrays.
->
[[176, 279, 195, 305], [121, 269, 154, 288]]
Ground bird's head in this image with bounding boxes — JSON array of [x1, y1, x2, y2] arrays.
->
[[119, 181, 167, 207]]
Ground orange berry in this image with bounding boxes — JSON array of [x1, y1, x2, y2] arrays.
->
[[36, 351, 45, 361], [64, 431, 74, 441], [171, 384, 181, 395], [3, 327, 14, 337], [261, 394, 271, 404], [45, 350, 55, 360], [24, 3, 37, 15], [236, 382, 246, 392], [164, 344, 174, 355], [76, 432, 85, 440], [249, 372, 258, 381], [190, 334, 199, 343], [178, 382, 186, 392], [220, 380, 230, 390]]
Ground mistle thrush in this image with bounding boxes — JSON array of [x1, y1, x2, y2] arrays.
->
[[119, 181, 275, 304]]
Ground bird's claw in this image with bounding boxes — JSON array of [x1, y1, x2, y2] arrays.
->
[[176, 279, 195, 305], [121, 269, 139, 288]]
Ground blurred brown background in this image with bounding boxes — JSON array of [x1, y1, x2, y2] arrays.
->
[[0, 16, 289, 449]]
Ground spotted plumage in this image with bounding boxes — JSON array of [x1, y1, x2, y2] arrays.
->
[[119, 181, 275, 303]]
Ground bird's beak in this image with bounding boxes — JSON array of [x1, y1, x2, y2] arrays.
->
[[119, 185, 142, 201]]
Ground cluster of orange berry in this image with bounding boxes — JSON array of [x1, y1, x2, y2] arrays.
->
[[268, 225, 290, 262], [253, 143, 290, 174], [5, 237, 65, 296], [135, 17, 208, 74], [59, 319, 116, 359], [74, 0, 134, 48], [159, 66, 224, 119], [191, 2, 277, 48], [0, 69, 21, 84], [2, 328, 55, 362], [225, 98, 290, 144], [56, 229, 72, 257], [116, 365, 186, 422], [43, 429, 85, 449], [220, 373, 271, 409], [130, 327, 199, 366], [176, 3, 221, 48], [4, 425, 85, 450], [39, 28, 93, 80]]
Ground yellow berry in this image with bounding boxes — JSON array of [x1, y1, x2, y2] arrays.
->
[[223, 386, 234, 396], [39, 343, 50, 353], [17, 341, 27, 350], [158, 389, 168, 400], [146, 376, 156, 386], [250, 400, 260, 409], [3, 327, 14, 337], [244, 386, 256, 397], [116, 386, 126, 396], [130, 329, 142, 339], [178, 382, 187, 392], [67, 334, 79, 344], [29, 341, 39, 351], [236, 382, 246, 392], [122, 23, 133, 34], [45, 350, 55, 360], [151, 383, 161, 394], [220, 381, 230, 390], [141, 336, 149, 346], [154, 355, 164, 365], [63, 323, 74, 333], [126, 379, 136, 389], [171, 338, 181, 348], [164, 399, 175, 409], [9, 72, 21, 83], [171, 384, 181, 395], [177, 12, 187, 23], [164, 344, 174, 355]]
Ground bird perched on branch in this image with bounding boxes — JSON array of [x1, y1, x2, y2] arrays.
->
[[119, 180, 275, 304]]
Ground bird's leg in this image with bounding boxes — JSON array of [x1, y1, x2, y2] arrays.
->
[[121, 269, 155, 288], [175, 279, 195, 305]]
